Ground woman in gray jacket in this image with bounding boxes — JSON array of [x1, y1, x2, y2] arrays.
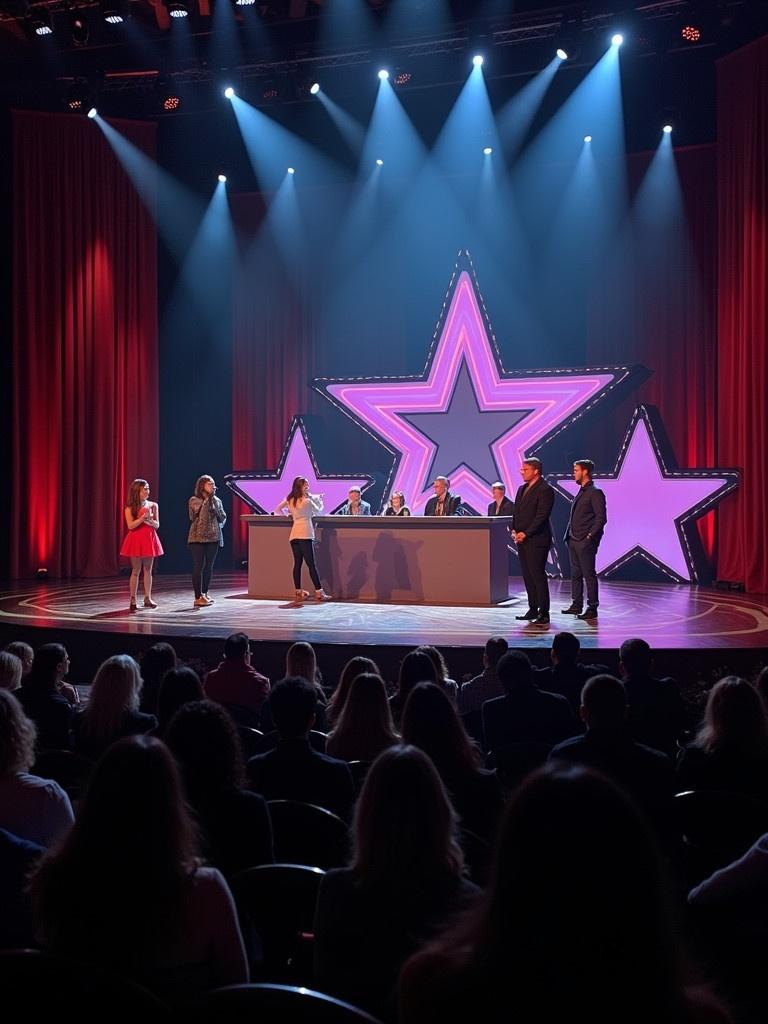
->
[[188, 475, 226, 607]]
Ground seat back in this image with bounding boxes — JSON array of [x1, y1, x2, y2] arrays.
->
[[191, 982, 382, 1023], [267, 800, 349, 869]]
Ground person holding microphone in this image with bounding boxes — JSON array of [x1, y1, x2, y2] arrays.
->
[[273, 476, 332, 602], [188, 475, 227, 607]]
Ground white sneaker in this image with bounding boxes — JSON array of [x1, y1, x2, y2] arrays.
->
[[315, 589, 332, 602], [203, 593, 215, 604], [194, 596, 212, 607]]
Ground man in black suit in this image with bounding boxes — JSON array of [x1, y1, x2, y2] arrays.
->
[[247, 676, 355, 821], [487, 481, 514, 517], [513, 458, 555, 624], [424, 475, 462, 516], [535, 631, 609, 714], [562, 459, 607, 620]]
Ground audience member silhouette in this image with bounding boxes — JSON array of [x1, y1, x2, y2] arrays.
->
[[314, 744, 478, 1022], [0, 651, 23, 692], [155, 666, 204, 738], [138, 642, 177, 716], [620, 638, 688, 757], [203, 632, 270, 727], [399, 763, 731, 1024], [17, 644, 76, 750], [165, 700, 273, 877], [457, 636, 509, 716], [327, 655, 380, 727], [535, 631, 608, 713], [389, 649, 438, 726], [326, 673, 399, 763], [401, 683, 503, 842], [247, 676, 354, 821], [417, 646, 459, 703], [30, 735, 248, 1002], [72, 654, 156, 759]]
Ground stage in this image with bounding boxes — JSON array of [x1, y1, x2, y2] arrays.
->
[[1, 574, 766, 685]]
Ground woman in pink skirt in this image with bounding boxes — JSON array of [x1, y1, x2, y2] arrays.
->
[[119, 479, 164, 610]]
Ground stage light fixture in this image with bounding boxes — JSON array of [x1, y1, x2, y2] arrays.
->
[[65, 80, 90, 112], [36, 568, 49, 580], [378, 69, 389, 80], [483, 146, 492, 155], [376, 158, 383, 166], [472, 54, 484, 67], [218, 174, 227, 183], [310, 82, 320, 95], [287, 166, 295, 174], [681, 24, 701, 43], [394, 71, 411, 86], [584, 134, 592, 142], [31, 9, 53, 35], [163, 94, 181, 111], [611, 33, 624, 46], [168, 2, 188, 17], [556, 48, 568, 60], [224, 86, 235, 99], [101, 0, 125, 24], [235, 0, 256, 5], [87, 107, 98, 119], [70, 14, 90, 44], [662, 124, 673, 134]]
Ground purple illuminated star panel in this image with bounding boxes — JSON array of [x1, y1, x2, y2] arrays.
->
[[225, 417, 372, 515], [553, 406, 739, 582]]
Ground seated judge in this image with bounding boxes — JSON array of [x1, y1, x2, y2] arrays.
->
[[385, 491, 411, 517], [424, 476, 462, 517], [336, 487, 372, 517], [487, 481, 514, 517]]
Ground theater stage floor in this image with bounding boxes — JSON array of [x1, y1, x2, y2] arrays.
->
[[1, 573, 766, 654]]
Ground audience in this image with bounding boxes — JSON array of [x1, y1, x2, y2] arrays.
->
[[417, 646, 458, 703], [203, 632, 270, 727], [72, 654, 156, 759], [17, 643, 76, 750], [549, 674, 675, 832], [0, 651, 23, 692], [620, 638, 688, 757], [457, 636, 508, 716], [248, 676, 355, 821], [327, 656, 380, 727], [326, 673, 399, 763], [138, 642, 177, 716], [399, 763, 731, 1024], [0, 690, 74, 846], [389, 649, 438, 726], [314, 745, 478, 1022], [535, 631, 608, 713], [30, 735, 248, 1003], [401, 683, 503, 842], [261, 641, 328, 732], [4, 641, 34, 680], [482, 650, 579, 754], [677, 676, 768, 801], [166, 700, 273, 877], [156, 666, 204, 738]]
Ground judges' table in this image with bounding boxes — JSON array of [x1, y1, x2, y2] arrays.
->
[[243, 515, 512, 606]]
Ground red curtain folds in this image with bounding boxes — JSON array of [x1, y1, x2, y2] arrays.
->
[[12, 111, 158, 578], [716, 36, 768, 594]]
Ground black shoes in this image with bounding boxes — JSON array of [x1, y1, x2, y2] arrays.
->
[[533, 613, 550, 625], [515, 609, 538, 620], [578, 607, 598, 620], [561, 605, 582, 615]]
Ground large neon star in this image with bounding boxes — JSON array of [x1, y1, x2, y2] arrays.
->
[[552, 406, 739, 582], [314, 250, 633, 515], [225, 417, 373, 515]]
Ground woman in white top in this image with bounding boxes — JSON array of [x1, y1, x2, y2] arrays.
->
[[274, 476, 332, 602]]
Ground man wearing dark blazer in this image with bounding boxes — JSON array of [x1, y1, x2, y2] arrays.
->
[[424, 476, 462, 516], [487, 481, 515, 517], [513, 458, 555, 624], [562, 459, 607, 620]]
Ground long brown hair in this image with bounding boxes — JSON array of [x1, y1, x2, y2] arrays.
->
[[327, 673, 399, 762], [127, 479, 148, 517], [328, 655, 380, 724], [695, 676, 768, 754], [287, 476, 308, 507], [194, 475, 214, 499]]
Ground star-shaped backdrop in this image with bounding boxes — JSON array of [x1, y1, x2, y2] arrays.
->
[[225, 417, 373, 515], [552, 405, 739, 583], [314, 250, 635, 515]]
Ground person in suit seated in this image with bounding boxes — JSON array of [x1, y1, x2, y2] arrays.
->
[[512, 458, 555, 624], [424, 476, 462, 516], [384, 491, 411, 517], [487, 481, 514, 517], [562, 459, 607, 621], [336, 487, 372, 517], [619, 638, 688, 758], [535, 632, 609, 714], [482, 650, 579, 756], [549, 675, 674, 835], [247, 676, 355, 821]]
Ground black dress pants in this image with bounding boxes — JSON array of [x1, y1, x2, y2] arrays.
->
[[569, 537, 599, 608], [518, 540, 550, 613]]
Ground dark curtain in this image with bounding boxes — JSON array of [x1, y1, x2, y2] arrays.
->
[[12, 111, 158, 578], [716, 36, 768, 594]]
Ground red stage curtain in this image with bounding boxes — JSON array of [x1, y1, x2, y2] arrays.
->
[[716, 36, 768, 594], [12, 111, 158, 578]]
